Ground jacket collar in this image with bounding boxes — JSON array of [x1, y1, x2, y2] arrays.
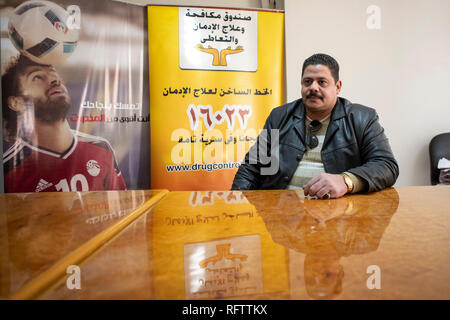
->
[[292, 97, 347, 150]]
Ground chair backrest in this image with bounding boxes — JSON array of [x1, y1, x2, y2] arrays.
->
[[429, 133, 450, 185]]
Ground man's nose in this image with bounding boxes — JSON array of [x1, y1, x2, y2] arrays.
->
[[309, 80, 319, 91], [48, 73, 62, 86]]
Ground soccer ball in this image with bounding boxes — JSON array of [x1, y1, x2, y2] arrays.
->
[[8, 0, 79, 65]]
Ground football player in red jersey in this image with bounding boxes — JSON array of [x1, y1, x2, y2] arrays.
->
[[2, 55, 126, 193]]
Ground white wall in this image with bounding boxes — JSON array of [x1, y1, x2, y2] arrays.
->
[[285, 0, 450, 186]]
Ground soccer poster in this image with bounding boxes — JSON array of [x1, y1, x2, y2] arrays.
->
[[148, 6, 284, 190], [1, 0, 150, 193]]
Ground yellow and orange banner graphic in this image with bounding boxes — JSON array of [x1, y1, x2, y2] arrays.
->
[[148, 6, 284, 190]]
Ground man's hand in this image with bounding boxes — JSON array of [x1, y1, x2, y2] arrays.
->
[[303, 173, 348, 199]]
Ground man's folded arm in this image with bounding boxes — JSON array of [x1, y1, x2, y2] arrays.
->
[[347, 111, 399, 192], [231, 154, 262, 190], [231, 114, 275, 190]]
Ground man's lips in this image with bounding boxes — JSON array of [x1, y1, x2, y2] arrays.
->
[[47, 86, 66, 96]]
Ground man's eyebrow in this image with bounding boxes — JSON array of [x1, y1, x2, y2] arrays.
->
[[303, 76, 329, 80], [25, 66, 55, 77], [25, 67, 45, 77]]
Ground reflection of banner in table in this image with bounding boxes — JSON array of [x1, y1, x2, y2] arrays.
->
[[184, 234, 264, 299], [1, 0, 150, 193], [151, 191, 288, 299], [148, 6, 284, 190]]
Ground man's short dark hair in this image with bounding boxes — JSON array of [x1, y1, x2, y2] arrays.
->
[[302, 53, 340, 83], [1, 55, 44, 140]]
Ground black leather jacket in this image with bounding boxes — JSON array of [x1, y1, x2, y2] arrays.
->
[[232, 97, 399, 192]]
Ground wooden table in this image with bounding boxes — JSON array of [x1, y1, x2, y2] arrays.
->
[[0, 189, 168, 299], [1, 186, 449, 299]]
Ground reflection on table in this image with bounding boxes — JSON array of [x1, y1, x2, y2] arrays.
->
[[245, 189, 398, 299], [0, 190, 166, 299], [2, 186, 450, 299]]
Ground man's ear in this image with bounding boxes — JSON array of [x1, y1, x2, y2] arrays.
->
[[7, 96, 26, 112], [335, 80, 342, 95]]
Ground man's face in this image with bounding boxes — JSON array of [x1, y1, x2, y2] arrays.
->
[[18, 65, 71, 123], [301, 64, 341, 116]]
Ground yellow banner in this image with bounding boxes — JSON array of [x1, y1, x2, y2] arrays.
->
[[148, 6, 284, 190]]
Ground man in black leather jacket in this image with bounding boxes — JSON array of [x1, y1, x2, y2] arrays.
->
[[232, 54, 399, 198]]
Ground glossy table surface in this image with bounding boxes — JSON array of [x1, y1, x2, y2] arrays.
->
[[0, 190, 167, 299], [1, 186, 450, 299]]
